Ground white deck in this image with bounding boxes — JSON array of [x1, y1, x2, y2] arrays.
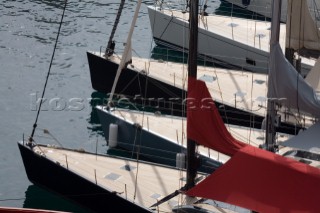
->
[[34, 144, 246, 213]]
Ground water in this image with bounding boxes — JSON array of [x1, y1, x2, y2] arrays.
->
[[0, 0, 260, 212]]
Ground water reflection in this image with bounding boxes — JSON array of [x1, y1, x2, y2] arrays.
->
[[87, 91, 156, 160], [23, 185, 90, 213], [215, 0, 271, 21], [87, 91, 108, 137]]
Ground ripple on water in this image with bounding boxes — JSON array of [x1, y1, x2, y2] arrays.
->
[[0, 0, 181, 210]]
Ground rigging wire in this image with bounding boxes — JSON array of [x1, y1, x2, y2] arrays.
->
[[29, 0, 68, 144], [133, 125, 141, 201], [248, 72, 254, 143]]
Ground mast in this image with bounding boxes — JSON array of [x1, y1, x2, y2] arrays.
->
[[265, 0, 281, 152], [186, 0, 199, 189]]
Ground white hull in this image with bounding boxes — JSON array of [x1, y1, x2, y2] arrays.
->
[[147, 6, 314, 75], [224, 0, 320, 22], [224, 0, 287, 22]]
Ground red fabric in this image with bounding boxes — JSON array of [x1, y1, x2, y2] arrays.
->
[[187, 145, 320, 212], [186, 78, 320, 212], [187, 77, 246, 156]]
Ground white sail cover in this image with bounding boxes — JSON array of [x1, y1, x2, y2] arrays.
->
[[286, 0, 320, 51], [124, 41, 132, 64], [305, 57, 320, 92], [268, 43, 320, 118], [282, 122, 320, 152], [108, 1, 140, 103]]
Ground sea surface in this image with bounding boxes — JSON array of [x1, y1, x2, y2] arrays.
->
[[0, 0, 261, 212]]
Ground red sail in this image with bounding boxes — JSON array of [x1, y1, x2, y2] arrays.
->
[[187, 145, 320, 212], [186, 77, 320, 212], [187, 77, 246, 156]]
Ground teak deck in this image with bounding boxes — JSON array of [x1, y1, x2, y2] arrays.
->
[[107, 54, 315, 127], [34, 145, 242, 212]]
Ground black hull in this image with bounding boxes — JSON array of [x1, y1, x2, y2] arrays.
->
[[87, 51, 302, 135], [18, 142, 150, 213]]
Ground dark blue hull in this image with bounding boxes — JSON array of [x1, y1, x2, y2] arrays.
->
[[96, 107, 223, 174]]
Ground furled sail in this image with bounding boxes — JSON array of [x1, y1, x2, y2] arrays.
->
[[186, 77, 320, 212], [268, 43, 320, 118], [286, 0, 320, 51], [305, 57, 320, 92], [108, 3, 139, 103], [282, 121, 320, 151]]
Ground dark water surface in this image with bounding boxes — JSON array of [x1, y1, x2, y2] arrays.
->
[[0, 0, 259, 211]]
